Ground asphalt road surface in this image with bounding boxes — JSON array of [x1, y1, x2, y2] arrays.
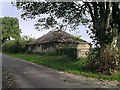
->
[[1, 54, 119, 89]]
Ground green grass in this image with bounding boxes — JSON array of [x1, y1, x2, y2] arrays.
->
[[3, 52, 120, 81]]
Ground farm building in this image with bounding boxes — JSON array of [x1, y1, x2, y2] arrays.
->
[[27, 30, 91, 58]]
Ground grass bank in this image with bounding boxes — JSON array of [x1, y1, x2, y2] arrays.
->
[[3, 52, 120, 81]]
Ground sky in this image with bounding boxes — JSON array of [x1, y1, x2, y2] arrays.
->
[[0, 1, 92, 43]]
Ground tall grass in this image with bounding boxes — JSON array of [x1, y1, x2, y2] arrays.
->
[[3, 52, 120, 81]]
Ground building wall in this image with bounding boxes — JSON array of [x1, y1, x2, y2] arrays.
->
[[28, 42, 91, 59], [77, 43, 91, 58], [31, 44, 56, 53]]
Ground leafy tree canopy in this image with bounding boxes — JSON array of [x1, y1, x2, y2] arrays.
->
[[0, 17, 21, 44], [12, 1, 120, 74], [12, 1, 120, 47]]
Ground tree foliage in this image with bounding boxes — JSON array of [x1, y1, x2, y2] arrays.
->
[[2, 35, 36, 53], [12, 1, 120, 46], [0, 17, 21, 44], [12, 1, 120, 74]]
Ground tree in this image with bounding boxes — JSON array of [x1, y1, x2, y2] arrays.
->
[[12, 1, 120, 74], [112, 2, 120, 50], [12, 2, 119, 45], [2, 35, 36, 53], [0, 17, 21, 44]]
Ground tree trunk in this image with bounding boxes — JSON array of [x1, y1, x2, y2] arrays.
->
[[99, 44, 105, 67]]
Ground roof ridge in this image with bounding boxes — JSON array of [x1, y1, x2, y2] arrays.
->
[[28, 30, 89, 45]]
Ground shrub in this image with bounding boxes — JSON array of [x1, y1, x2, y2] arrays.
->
[[2, 40, 16, 53], [56, 48, 77, 59], [86, 47, 100, 70], [86, 46, 120, 75], [2, 39, 28, 53]]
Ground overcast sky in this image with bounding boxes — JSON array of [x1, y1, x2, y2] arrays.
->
[[0, 1, 92, 43]]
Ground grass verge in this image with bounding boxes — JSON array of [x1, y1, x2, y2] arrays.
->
[[3, 52, 120, 81]]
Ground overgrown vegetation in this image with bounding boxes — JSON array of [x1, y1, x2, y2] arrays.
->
[[2, 35, 119, 79], [4, 52, 120, 81], [1, 2, 120, 82], [56, 48, 77, 59], [86, 46, 120, 75], [12, 2, 120, 75], [2, 35, 36, 53]]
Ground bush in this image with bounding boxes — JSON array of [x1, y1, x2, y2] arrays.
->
[[86, 46, 120, 75], [2, 39, 28, 53], [86, 47, 100, 70], [56, 48, 77, 59], [98, 47, 119, 75], [2, 41, 15, 53]]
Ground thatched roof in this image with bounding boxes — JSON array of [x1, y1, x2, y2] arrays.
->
[[29, 30, 88, 45]]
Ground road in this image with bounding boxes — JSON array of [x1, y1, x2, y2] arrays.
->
[[1, 54, 118, 89]]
